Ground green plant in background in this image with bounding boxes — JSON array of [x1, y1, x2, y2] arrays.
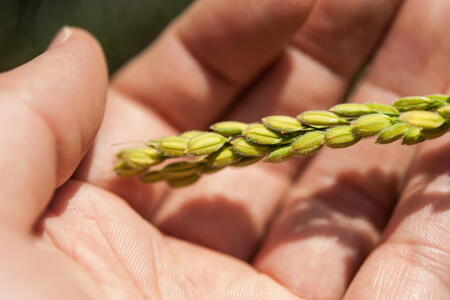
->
[[114, 95, 450, 188], [0, 0, 192, 72]]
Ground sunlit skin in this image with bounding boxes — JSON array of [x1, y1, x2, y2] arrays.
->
[[1, 0, 449, 299]]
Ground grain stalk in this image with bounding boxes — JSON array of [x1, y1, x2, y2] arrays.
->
[[115, 95, 450, 187]]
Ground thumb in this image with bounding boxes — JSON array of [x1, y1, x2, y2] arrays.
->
[[0, 27, 108, 230]]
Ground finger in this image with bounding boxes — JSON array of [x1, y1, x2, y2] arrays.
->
[[77, 0, 317, 215], [0, 27, 108, 230], [112, 0, 315, 130], [253, 137, 413, 299], [152, 0, 403, 261], [253, 0, 450, 298], [345, 133, 450, 299], [233, 0, 403, 118]]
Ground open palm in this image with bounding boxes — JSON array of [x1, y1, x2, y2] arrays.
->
[[1, 0, 449, 299]]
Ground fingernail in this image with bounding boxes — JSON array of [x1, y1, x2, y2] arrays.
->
[[48, 26, 73, 49]]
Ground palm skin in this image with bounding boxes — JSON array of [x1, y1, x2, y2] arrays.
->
[[1, 0, 450, 299]]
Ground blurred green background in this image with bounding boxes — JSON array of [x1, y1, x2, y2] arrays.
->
[[0, 0, 192, 73]]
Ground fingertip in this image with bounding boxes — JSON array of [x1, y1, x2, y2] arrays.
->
[[48, 26, 109, 83]]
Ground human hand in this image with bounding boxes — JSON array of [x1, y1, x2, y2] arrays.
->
[[1, 0, 449, 299]]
